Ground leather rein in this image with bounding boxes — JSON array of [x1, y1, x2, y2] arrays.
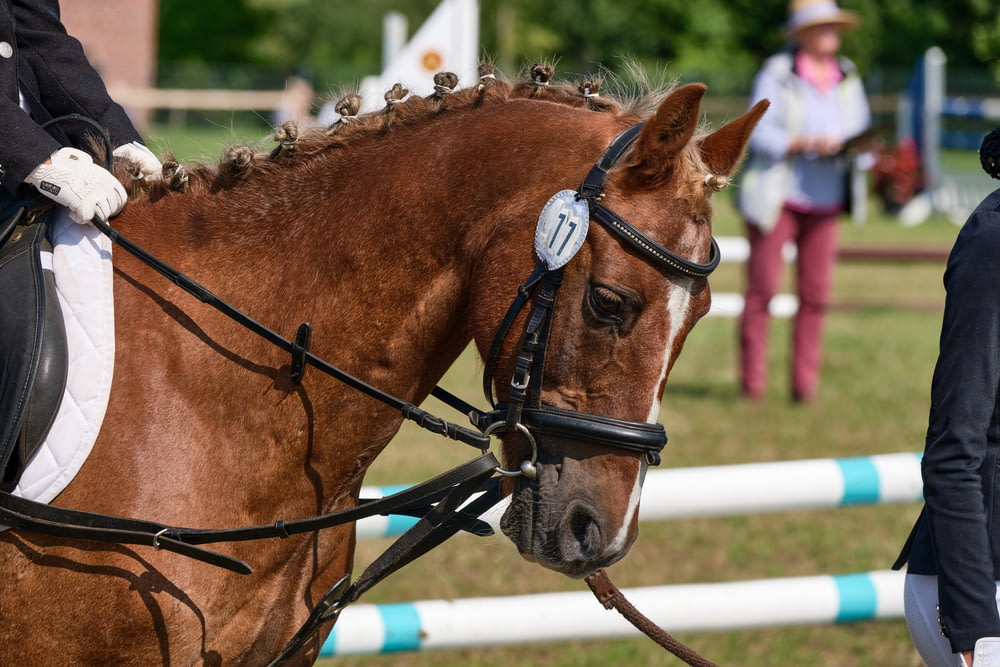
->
[[0, 116, 722, 666]]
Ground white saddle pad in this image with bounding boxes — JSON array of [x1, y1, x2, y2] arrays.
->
[[12, 209, 115, 502]]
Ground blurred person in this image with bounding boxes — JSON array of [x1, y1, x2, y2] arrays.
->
[[273, 75, 318, 129], [893, 129, 1000, 667], [735, 0, 871, 403], [1, 0, 160, 220]]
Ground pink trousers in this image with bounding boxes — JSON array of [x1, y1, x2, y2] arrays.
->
[[739, 206, 839, 401]]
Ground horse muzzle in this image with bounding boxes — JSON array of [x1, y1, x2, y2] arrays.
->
[[480, 404, 658, 577], [498, 437, 646, 579]]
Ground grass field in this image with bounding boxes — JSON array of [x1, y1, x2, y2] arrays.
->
[[148, 122, 977, 666]]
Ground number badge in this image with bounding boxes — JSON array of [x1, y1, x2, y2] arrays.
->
[[534, 190, 590, 270]]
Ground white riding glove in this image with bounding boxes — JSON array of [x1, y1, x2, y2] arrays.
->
[[24, 147, 127, 224], [113, 141, 162, 181]]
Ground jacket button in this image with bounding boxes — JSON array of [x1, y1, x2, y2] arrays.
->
[[0, 42, 12, 59], [936, 609, 950, 638]]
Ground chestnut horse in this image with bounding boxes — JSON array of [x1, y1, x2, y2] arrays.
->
[[0, 70, 766, 665]]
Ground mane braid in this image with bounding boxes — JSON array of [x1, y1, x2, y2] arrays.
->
[[122, 65, 677, 201]]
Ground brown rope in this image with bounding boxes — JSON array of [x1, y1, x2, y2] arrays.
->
[[585, 569, 720, 667]]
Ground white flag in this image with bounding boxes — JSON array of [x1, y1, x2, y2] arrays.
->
[[359, 0, 479, 112]]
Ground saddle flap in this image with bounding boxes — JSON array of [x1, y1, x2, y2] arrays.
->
[[0, 214, 68, 491]]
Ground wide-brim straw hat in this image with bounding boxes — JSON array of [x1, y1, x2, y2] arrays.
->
[[784, 0, 860, 36]]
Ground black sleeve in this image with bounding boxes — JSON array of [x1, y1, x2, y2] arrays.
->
[[0, 0, 141, 190], [924, 191, 1000, 652]]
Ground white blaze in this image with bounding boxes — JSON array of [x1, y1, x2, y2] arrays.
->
[[607, 281, 693, 554], [646, 280, 694, 423]]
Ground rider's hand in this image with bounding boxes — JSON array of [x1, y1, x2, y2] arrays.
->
[[113, 141, 162, 181], [24, 147, 127, 223]]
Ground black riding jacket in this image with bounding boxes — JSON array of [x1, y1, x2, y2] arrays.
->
[[895, 187, 1000, 652], [0, 0, 140, 193]]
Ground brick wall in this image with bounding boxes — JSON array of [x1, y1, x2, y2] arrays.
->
[[60, 0, 159, 126]]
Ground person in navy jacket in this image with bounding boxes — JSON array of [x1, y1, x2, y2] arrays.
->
[[894, 130, 1000, 667], [0, 0, 160, 222]]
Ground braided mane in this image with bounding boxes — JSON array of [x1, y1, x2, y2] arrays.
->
[[115, 62, 682, 201]]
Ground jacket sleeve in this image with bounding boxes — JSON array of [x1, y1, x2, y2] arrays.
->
[[746, 55, 795, 162], [924, 195, 1000, 652], [0, 95, 61, 190], [840, 58, 871, 141]]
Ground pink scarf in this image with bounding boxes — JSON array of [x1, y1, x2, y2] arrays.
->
[[796, 51, 842, 94]]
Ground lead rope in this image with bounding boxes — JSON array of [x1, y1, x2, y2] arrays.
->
[[585, 569, 720, 667]]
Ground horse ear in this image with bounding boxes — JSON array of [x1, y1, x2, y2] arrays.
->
[[628, 83, 708, 183], [699, 99, 770, 177]]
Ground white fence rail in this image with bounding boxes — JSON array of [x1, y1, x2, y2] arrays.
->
[[335, 453, 923, 655], [357, 452, 922, 539], [324, 569, 905, 656]]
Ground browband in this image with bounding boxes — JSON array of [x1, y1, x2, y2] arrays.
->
[[577, 123, 721, 280]]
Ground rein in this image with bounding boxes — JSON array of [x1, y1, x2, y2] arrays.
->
[[2, 116, 722, 666], [91, 215, 492, 453]]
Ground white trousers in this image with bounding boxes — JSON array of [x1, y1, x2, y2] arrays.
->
[[905, 574, 1000, 667]]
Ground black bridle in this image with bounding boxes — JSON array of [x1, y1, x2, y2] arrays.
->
[[0, 116, 723, 665], [472, 123, 721, 477]]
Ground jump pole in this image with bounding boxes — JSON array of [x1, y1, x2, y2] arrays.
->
[[322, 569, 905, 656], [356, 452, 923, 539]]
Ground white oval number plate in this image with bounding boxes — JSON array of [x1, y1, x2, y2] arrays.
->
[[534, 190, 590, 270]]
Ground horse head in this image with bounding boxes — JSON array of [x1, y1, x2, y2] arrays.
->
[[483, 84, 768, 578]]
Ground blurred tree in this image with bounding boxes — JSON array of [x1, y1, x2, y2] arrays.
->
[[969, 0, 1000, 84], [843, 0, 998, 72], [157, 0, 1000, 91], [158, 0, 274, 64], [477, 0, 765, 93], [245, 0, 441, 86]]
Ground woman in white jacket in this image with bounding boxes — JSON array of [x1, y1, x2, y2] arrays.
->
[[736, 0, 870, 404]]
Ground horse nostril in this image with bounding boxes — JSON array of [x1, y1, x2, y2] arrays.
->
[[563, 505, 603, 560]]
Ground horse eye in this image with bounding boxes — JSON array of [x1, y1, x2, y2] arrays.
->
[[589, 285, 625, 324]]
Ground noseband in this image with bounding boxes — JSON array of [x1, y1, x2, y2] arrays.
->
[[477, 123, 720, 478]]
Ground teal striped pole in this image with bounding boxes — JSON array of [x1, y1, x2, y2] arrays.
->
[[322, 569, 906, 656], [357, 452, 923, 539]]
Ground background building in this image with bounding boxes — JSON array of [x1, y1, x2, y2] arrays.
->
[[61, 0, 159, 127]]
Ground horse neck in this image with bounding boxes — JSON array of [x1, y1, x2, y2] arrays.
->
[[128, 102, 622, 404]]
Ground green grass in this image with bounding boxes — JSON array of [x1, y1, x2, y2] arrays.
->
[[142, 119, 276, 164], [145, 122, 974, 666]]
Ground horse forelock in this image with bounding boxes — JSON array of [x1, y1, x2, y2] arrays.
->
[[112, 62, 687, 203]]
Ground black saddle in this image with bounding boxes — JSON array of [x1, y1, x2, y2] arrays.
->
[[0, 202, 68, 491]]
